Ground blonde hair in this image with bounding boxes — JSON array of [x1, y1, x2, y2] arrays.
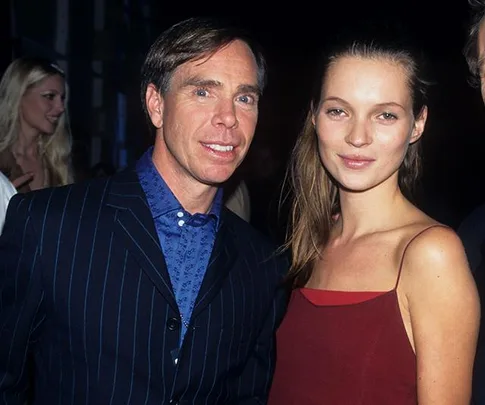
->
[[0, 57, 73, 186]]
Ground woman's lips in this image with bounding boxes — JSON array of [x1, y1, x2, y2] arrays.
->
[[339, 154, 375, 169]]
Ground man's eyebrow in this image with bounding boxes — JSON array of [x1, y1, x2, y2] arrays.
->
[[181, 78, 222, 88], [237, 84, 261, 96], [181, 78, 261, 96]]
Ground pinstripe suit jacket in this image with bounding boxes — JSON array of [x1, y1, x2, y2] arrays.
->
[[0, 167, 289, 405]]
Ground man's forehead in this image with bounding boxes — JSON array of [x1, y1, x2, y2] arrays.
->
[[171, 43, 258, 86]]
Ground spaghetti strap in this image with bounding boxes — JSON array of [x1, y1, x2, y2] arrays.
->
[[394, 224, 449, 289]]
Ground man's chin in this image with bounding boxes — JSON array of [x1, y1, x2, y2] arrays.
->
[[200, 169, 239, 187], [202, 177, 234, 188]]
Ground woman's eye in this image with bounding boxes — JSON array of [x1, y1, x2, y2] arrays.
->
[[327, 109, 345, 117], [380, 112, 397, 120]]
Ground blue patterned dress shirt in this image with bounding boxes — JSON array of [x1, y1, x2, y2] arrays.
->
[[136, 147, 222, 346]]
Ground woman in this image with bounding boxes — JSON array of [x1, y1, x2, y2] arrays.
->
[[0, 57, 73, 191], [268, 27, 480, 404]]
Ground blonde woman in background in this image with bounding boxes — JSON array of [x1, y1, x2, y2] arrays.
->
[[0, 57, 73, 192]]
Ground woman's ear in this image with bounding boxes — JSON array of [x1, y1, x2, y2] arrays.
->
[[410, 106, 428, 144]]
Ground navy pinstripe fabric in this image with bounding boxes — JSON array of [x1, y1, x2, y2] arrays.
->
[[0, 168, 289, 405]]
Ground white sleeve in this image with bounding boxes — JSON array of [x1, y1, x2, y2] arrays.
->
[[0, 172, 17, 234]]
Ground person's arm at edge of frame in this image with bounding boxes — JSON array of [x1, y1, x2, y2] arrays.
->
[[405, 226, 480, 404], [234, 252, 290, 405], [0, 193, 45, 404]]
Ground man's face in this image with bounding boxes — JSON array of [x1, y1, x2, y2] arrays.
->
[[149, 40, 260, 192]]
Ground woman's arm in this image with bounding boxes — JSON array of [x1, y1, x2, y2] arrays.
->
[[403, 226, 480, 404]]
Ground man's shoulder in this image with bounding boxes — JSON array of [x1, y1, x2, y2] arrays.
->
[[458, 203, 485, 236], [15, 176, 109, 208], [9, 170, 135, 219]]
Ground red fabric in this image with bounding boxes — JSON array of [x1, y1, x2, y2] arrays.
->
[[301, 287, 387, 305], [268, 288, 417, 405]]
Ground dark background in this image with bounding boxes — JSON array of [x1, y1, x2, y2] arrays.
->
[[2, 0, 484, 241]]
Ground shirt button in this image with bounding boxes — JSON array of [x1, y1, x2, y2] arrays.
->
[[166, 317, 180, 331], [178, 219, 185, 227], [177, 211, 184, 218]]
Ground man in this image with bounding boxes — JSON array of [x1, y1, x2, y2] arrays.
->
[[463, 2, 485, 403], [0, 17, 288, 404]]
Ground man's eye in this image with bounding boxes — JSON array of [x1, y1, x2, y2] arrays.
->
[[195, 88, 209, 97], [238, 95, 255, 104]]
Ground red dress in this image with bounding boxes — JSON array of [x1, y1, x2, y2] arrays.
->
[[267, 287, 417, 404], [267, 227, 447, 404], [267, 227, 448, 404]]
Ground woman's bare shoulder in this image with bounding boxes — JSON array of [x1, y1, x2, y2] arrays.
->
[[399, 223, 476, 298]]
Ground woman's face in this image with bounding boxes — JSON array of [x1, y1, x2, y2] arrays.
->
[[313, 55, 426, 193], [20, 74, 66, 136]]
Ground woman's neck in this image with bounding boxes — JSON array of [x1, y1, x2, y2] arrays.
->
[[335, 180, 408, 241], [14, 125, 40, 156]]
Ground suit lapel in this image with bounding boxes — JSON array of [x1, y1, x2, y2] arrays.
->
[[192, 211, 238, 318], [105, 168, 177, 311]]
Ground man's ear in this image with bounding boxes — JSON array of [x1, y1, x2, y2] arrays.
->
[[410, 105, 428, 144], [145, 84, 164, 129]]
